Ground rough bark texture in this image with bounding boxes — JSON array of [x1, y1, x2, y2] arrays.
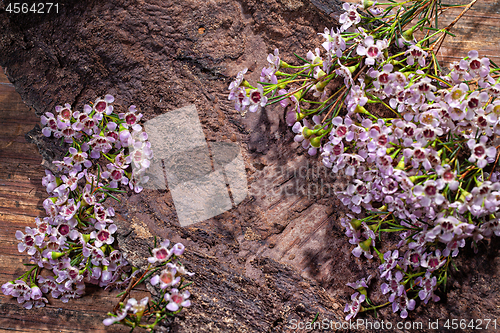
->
[[1, 0, 499, 332]]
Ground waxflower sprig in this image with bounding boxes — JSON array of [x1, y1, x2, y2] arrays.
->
[[2, 95, 157, 311], [229, 0, 500, 320], [103, 238, 194, 331], [2, 95, 166, 316]]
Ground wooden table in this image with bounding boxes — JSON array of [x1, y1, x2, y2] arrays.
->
[[0, 0, 499, 331]]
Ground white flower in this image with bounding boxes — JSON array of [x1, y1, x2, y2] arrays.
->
[[356, 36, 388, 66], [339, 3, 361, 31], [467, 136, 496, 168]]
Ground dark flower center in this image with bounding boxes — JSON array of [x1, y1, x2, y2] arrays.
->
[[379, 73, 389, 84], [155, 248, 169, 260], [470, 59, 481, 70], [404, 126, 414, 136], [106, 131, 119, 141], [410, 49, 422, 57], [95, 101, 107, 113], [111, 170, 122, 180], [414, 149, 425, 160], [85, 119, 95, 128], [62, 127, 75, 136], [367, 46, 379, 58], [61, 109, 71, 119], [125, 113, 137, 125], [474, 145, 485, 158], [410, 253, 420, 264], [160, 271, 174, 284], [357, 184, 368, 195], [468, 98, 479, 109], [443, 170, 454, 181], [441, 221, 454, 231], [477, 116, 488, 127], [58, 224, 70, 236], [97, 230, 110, 242], [428, 257, 440, 268], [333, 144, 343, 156], [419, 83, 430, 92], [250, 91, 262, 104], [172, 295, 183, 304], [68, 268, 79, 280], [25, 235, 34, 247], [424, 185, 437, 196], [423, 128, 435, 138], [337, 125, 347, 137], [377, 135, 388, 146]]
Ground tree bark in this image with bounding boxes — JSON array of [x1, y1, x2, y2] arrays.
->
[[1, 0, 499, 332]]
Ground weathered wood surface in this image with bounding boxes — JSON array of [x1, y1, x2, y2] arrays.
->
[[435, 0, 500, 66], [342, 0, 500, 67], [0, 0, 499, 332]]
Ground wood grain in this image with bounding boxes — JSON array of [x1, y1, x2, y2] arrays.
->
[[0, 0, 499, 331], [342, 0, 500, 67]]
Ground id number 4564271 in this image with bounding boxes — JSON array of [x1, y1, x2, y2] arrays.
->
[[5, 3, 59, 14], [444, 319, 498, 330]]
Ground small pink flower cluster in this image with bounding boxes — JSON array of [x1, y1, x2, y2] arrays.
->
[[229, 0, 500, 322], [103, 239, 193, 330], [148, 240, 193, 312], [3, 95, 152, 309]]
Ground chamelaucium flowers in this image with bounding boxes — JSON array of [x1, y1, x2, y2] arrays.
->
[[103, 239, 193, 331], [229, 0, 499, 320], [3, 95, 193, 330]]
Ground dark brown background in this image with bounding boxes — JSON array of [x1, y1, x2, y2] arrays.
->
[[1, 0, 499, 332]]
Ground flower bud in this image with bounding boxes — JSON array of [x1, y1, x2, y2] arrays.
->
[[359, 238, 372, 252], [349, 219, 362, 230], [50, 251, 65, 259], [347, 64, 359, 74], [402, 27, 415, 42], [354, 105, 370, 115], [310, 136, 322, 148], [279, 60, 291, 68], [395, 156, 406, 170], [303, 128, 314, 139], [362, 0, 374, 10], [240, 79, 253, 89], [81, 233, 91, 243]]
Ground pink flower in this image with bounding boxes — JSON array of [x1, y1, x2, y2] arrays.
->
[[171, 243, 185, 256], [229, 87, 250, 113], [248, 85, 267, 113], [392, 290, 416, 319], [467, 136, 496, 168], [165, 288, 191, 312], [16, 228, 44, 256], [344, 292, 365, 320], [119, 105, 143, 128], [148, 239, 172, 264], [356, 36, 388, 66], [405, 45, 428, 67], [150, 264, 181, 290], [91, 224, 117, 247], [267, 49, 280, 71], [93, 94, 114, 115], [339, 3, 361, 31], [320, 27, 345, 57]]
